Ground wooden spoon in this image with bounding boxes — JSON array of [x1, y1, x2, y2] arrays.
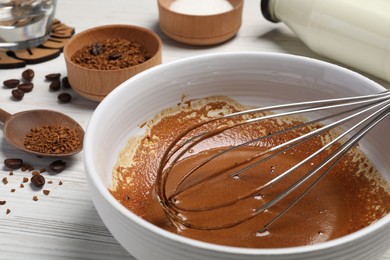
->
[[0, 108, 84, 157]]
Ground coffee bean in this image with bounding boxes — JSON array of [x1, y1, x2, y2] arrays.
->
[[58, 93, 72, 103], [3, 79, 20, 88], [11, 88, 24, 100], [49, 79, 61, 91], [108, 52, 122, 60], [91, 42, 104, 55], [62, 76, 71, 89], [31, 174, 45, 187], [21, 69, 35, 82], [45, 73, 61, 81], [4, 158, 23, 170], [49, 160, 66, 173], [17, 82, 34, 92]]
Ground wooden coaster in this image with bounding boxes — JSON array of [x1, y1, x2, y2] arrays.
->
[[40, 37, 71, 50], [0, 19, 75, 69], [8, 48, 61, 64], [51, 24, 76, 38], [0, 51, 26, 69]]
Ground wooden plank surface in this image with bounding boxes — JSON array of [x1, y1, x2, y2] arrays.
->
[[1, 0, 389, 259]]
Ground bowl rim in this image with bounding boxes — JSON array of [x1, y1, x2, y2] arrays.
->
[[157, 0, 243, 18], [63, 24, 163, 73], [85, 52, 390, 256]]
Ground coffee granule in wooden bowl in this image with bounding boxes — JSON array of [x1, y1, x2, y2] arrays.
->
[[71, 38, 151, 70]]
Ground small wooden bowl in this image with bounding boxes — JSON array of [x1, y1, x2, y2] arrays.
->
[[158, 0, 243, 46], [63, 24, 162, 102]]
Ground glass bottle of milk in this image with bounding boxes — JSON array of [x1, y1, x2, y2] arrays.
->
[[261, 0, 390, 82]]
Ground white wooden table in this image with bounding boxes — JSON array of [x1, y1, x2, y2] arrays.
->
[[1, 1, 389, 259]]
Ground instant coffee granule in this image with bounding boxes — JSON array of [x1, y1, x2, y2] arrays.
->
[[20, 163, 33, 172], [71, 38, 151, 70], [24, 125, 81, 154], [2, 157, 66, 215]]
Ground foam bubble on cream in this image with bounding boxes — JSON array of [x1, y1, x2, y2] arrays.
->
[[169, 0, 233, 16]]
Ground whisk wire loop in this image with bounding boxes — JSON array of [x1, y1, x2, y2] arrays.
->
[[156, 91, 390, 231], [258, 105, 390, 233]]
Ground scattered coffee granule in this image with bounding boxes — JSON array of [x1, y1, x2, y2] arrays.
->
[[71, 38, 151, 70], [59, 181, 63, 186], [1, 157, 69, 214], [21, 163, 34, 172], [24, 125, 81, 154]]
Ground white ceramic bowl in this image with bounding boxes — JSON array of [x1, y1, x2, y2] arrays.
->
[[85, 52, 390, 260]]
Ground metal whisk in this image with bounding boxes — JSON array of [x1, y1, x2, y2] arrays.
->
[[156, 90, 390, 233]]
